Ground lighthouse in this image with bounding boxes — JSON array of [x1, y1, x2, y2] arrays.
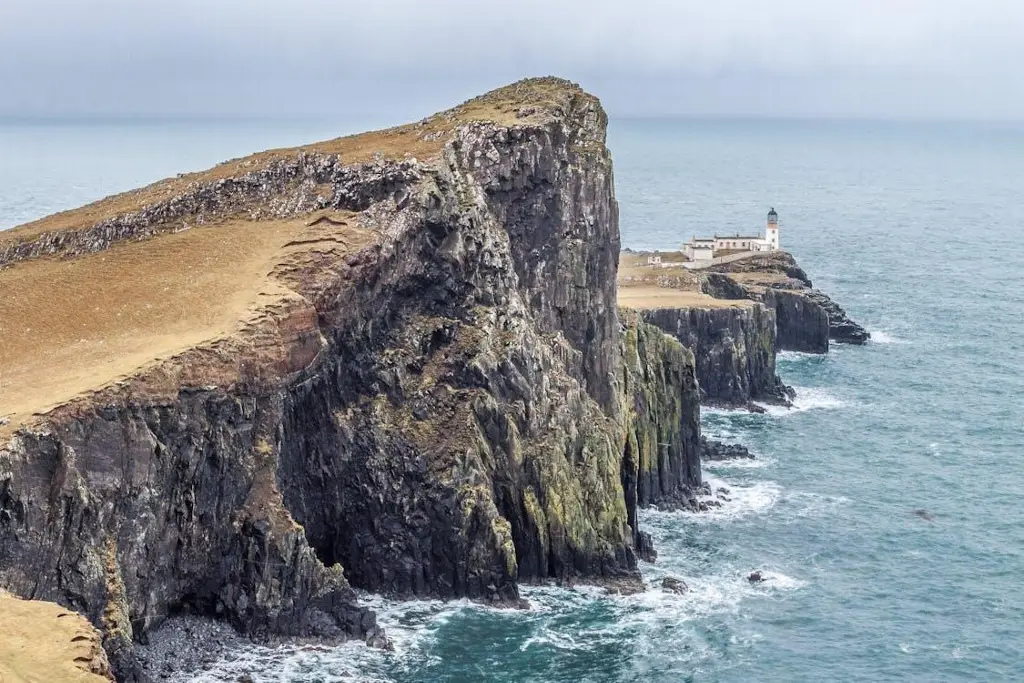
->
[[766, 208, 780, 251]]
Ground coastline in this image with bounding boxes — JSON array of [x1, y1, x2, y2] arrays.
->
[[0, 79, 869, 682]]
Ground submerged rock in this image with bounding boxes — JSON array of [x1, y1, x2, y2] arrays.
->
[[748, 571, 765, 584], [701, 437, 754, 461], [661, 576, 689, 594], [912, 509, 937, 523]]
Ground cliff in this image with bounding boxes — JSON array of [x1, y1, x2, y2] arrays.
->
[[619, 312, 703, 537], [0, 79, 705, 680], [617, 254, 793, 409], [702, 272, 829, 353], [622, 297, 792, 408], [709, 252, 869, 346]]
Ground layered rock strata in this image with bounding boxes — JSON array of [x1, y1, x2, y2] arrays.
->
[[638, 304, 794, 408], [0, 79, 707, 679], [709, 252, 869, 346], [619, 311, 703, 546]]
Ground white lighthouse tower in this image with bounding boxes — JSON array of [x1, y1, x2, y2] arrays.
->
[[766, 208, 780, 251]]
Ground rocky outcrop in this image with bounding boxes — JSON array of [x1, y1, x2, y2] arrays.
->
[[701, 272, 830, 354], [2, 79, 699, 678], [619, 313, 703, 543], [709, 252, 869, 346], [763, 288, 831, 352], [638, 304, 793, 408], [700, 436, 753, 461], [802, 289, 870, 344], [0, 396, 386, 681], [711, 251, 813, 286]]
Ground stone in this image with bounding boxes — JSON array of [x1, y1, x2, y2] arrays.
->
[[640, 305, 793, 408], [661, 576, 689, 594], [705, 251, 869, 347], [913, 509, 936, 523], [701, 437, 754, 461], [748, 571, 765, 583], [0, 78, 695, 674]]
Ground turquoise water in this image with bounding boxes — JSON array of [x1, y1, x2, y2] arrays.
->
[[3, 118, 1024, 681]]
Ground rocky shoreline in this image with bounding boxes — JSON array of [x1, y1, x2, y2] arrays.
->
[[0, 78, 866, 682], [701, 437, 755, 461]]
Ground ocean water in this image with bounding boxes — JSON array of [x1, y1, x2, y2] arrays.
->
[[3, 117, 1024, 682]]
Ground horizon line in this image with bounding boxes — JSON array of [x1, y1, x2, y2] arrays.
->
[[3, 112, 1024, 127]]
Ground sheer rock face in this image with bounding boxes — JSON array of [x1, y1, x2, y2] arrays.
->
[[276, 97, 637, 602], [701, 271, 829, 353], [619, 313, 702, 544], [2, 79, 693, 678], [709, 252, 869, 347], [639, 305, 793, 408], [802, 289, 870, 345]]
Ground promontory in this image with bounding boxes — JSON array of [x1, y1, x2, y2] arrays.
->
[[0, 77, 864, 682]]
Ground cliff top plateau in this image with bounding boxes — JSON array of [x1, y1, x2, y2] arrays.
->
[[0, 77, 598, 438]]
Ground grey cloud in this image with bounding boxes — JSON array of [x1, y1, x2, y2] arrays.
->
[[2, 0, 1023, 119]]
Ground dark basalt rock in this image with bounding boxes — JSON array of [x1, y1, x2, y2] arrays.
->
[[639, 305, 793, 408], [0, 79, 711, 678], [912, 509, 936, 523], [619, 312, 704, 519], [662, 576, 689, 594], [748, 571, 765, 583], [708, 252, 869, 347], [803, 289, 870, 345], [701, 436, 754, 461]]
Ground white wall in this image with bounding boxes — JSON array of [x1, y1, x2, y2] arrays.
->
[[692, 245, 714, 261]]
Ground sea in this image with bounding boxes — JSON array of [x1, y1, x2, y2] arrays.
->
[[2, 116, 1023, 682]]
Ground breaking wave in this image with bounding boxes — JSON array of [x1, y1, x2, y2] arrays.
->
[[869, 329, 909, 344], [756, 386, 845, 415]]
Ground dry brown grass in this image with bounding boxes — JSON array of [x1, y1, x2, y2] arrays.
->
[[617, 285, 753, 310], [0, 78, 585, 435], [0, 592, 111, 683], [1, 78, 585, 248], [0, 213, 368, 434]]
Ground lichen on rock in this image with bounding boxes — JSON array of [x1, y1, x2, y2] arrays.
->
[[1, 78, 698, 677]]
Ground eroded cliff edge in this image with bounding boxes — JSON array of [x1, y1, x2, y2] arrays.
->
[[708, 252, 870, 347], [0, 79, 705, 680], [618, 250, 868, 410]]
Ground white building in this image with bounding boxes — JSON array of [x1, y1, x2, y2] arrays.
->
[[647, 254, 663, 266], [684, 239, 715, 262], [683, 208, 780, 261]]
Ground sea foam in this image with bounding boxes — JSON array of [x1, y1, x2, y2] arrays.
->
[[869, 329, 909, 344], [756, 386, 845, 416]]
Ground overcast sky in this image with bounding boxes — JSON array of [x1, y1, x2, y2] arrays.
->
[[2, 0, 1024, 121]]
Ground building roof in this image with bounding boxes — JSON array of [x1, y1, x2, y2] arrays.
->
[[714, 235, 764, 240]]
